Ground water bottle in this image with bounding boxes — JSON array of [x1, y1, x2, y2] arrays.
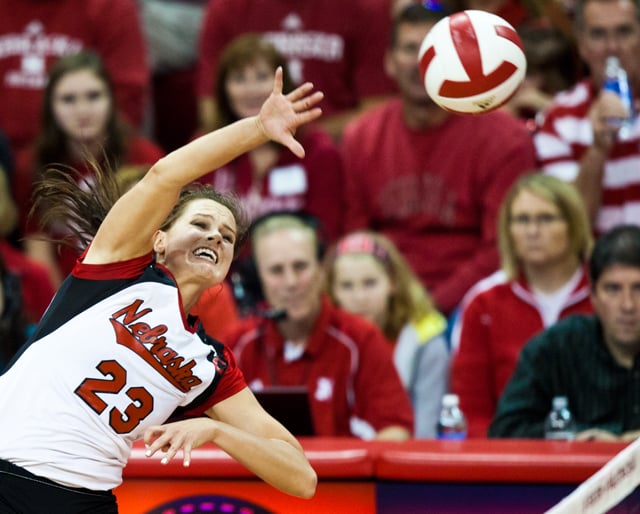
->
[[544, 396, 577, 440], [437, 393, 467, 440], [603, 55, 635, 140]]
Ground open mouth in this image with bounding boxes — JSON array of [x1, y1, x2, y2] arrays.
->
[[193, 247, 218, 264]]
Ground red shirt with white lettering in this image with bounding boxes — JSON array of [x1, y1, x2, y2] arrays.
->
[[0, 0, 149, 156], [197, 0, 396, 118]]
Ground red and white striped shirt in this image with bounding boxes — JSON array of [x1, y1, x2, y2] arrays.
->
[[534, 79, 640, 234]]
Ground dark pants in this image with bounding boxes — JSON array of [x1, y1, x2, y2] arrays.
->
[[0, 459, 118, 514]]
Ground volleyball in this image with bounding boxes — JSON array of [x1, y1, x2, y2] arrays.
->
[[418, 10, 527, 115]]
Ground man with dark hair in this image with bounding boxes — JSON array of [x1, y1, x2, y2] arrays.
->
[[489, 224, 640, 440], [342, 3, 535, 315]]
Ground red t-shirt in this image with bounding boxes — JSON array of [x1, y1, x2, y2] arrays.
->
[[0, 0, 149, 156], [450, 269, 593, 437], [0, 240, 56, 324], [196, 125, 345, 242], [197, 0, 396, 118], [221, 296, 414, 438], [342, 99, 536, 314]]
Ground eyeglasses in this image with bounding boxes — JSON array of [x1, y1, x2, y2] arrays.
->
[[584, 25, 639, 47], [510, 214, 565, 227]]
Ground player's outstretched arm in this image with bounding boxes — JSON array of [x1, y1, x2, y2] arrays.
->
[[85, 68, 323, 265], [143, 387, 317, 498]]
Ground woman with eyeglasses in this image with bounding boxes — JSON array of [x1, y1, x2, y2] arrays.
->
[[450, 173, 594, 438]]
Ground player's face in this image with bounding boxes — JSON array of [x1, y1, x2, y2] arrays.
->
[[386, 20, 437, 105], [578, 0, 640, 88], [508, 189, 573, 270], [591, 264, 640, 359], [52, 69, 111, 144], [225, 58, 275, 119], [154, 199, 237, 287], [254, 228, 323, 324], [331, 253, 392, 330]]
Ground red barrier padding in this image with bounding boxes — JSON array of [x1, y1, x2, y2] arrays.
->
[[124, 438, 375, 479], [374, 439, 629, 484]]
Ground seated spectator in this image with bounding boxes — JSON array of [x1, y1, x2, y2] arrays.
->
[[221, 213, 414, 440], [325, 230, 450, 438], [451, 173, 594, 437], [504, 25, 579, 129], [0, 251, 25, 372], [489, 224, 640, 440], [196, 0, 396, 141], [196, 34, 345, 243], [0, 0, 149, 158], [342, 4, 536, 316], [0, 167, 55, 328], [12, 51, 164, 287], [138, 0, 207, 152], [0, 171, 26, 370], [534, 0, 640, 234]]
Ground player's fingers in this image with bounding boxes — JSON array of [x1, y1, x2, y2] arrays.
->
[[143, 426, 165, 453], [183, 442, 193, 467], [160, 440, 182, 465], [144, 425, 162, 441], [282, 135, 305, 159], [293, 92, 324, 112], [297, 107, 323, 125], [272, 67, 283, 95], [287, 82, 315, 102]]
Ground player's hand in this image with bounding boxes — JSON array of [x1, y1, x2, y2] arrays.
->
[[143, 417, 219, 467], [256, 67, 323, 158]]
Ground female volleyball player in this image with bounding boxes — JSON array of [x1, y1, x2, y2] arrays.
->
[[0, 68, 321, 513]]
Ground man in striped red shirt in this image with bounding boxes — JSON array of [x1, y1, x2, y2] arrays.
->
[[534, 0, 640, 235]]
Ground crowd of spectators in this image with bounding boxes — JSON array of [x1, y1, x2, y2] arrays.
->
[[2, 0, 640, 443]]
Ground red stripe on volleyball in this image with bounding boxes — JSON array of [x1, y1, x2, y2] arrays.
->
[[419, 45, 436, 82], [495, 24, 524, 52], [448, 11, 483, 82], [439, 11, 520, 99]]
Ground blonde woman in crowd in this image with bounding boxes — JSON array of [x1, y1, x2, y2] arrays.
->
[[326, 231, 450, 438], [450, 174, 594, 437]]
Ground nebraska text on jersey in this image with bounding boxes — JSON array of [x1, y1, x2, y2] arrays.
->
[[110, 299, 202, 392]]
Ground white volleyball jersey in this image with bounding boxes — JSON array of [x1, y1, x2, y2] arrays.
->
[[0, 253, 245, 490]]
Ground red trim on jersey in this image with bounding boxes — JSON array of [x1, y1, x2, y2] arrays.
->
[[179, 347, 247, 416], [72, 248, 152, 280]]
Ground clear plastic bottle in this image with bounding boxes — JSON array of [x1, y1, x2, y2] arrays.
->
[[544, 396, 577, 441], [436, 393, 467, 440], [603, 55, 635, 140]]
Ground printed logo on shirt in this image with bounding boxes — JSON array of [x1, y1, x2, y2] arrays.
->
[[110, 299, 203, 392], [268, 164, 308, 196], [314, 377, 334, 402], [0, 22, 83, 89], [263, 20, 344, 84]]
